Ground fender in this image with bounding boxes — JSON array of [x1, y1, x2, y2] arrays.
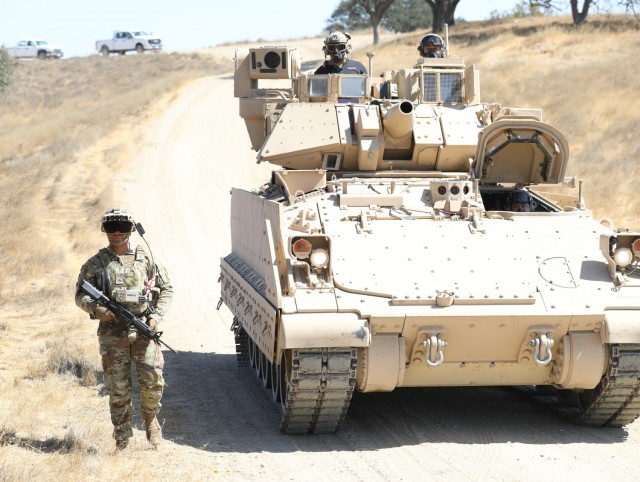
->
[[604, 310, 640, 343], [279, 312, 370, 349]]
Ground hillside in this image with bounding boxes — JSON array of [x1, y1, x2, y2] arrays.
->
[[1, 14, 640, 481]]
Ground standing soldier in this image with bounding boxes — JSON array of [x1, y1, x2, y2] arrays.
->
[[75, 207, 173, 450]]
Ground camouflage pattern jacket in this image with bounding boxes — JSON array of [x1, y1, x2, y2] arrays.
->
[[75, 245, 173, 337]]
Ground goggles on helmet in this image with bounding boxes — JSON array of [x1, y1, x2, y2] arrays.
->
[[327, 43, 347, 53], [423, 43, 442, 52], [102, 220, 134, 234]]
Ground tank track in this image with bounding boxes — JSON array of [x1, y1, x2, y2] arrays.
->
[[234, 324, 249, 368], [280, 348, 358, 434], [231, 317, 357, 434], [520, 343, 640, 427]]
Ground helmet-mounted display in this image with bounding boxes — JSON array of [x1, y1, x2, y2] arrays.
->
[[323, 31, 352, 62], [101, 207, 136, 233]]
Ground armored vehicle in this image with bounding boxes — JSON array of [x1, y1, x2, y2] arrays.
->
[[219, 42, 640, 434]]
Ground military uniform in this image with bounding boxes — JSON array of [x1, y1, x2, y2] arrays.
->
[[316, 31, 367, 76], [75, 244, 173, 444], [314, 59, 367, 75]]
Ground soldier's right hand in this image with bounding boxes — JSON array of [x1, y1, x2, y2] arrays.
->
[[94, 306, 115, 322]]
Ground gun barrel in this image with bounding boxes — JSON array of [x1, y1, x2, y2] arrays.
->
[[383, 100, 415, 138]]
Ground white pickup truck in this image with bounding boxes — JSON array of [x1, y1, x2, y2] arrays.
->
[[4, 39, 64, 59], [95, 30, 163, 56]]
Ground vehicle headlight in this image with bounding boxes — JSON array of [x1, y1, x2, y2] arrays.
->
[[310, 248, 329, 268], [614, 247, 633, 268]]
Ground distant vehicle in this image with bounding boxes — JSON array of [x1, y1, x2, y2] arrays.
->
[[4, 39, 63, 59], [95, 30, 162, 56]]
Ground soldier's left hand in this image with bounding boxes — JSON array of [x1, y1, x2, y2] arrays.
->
[[94, 305, 115, 322], [148, 318, 158, 331]]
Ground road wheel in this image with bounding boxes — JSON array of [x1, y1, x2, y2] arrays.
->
[[248, 336, 256, 369], [278, 351, 290, 411], [271, 359, 280, 402], [100, 46, 109, 56], [254, 342, 262, 378], [136, 44, 144, 54], [261, 352, 271, 388], [37, 50, 47, 60]]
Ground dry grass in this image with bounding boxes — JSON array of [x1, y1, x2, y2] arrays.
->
[[0, 52, 227, 305], [1, 14, 640, 480], [0, 51, 229, 480]]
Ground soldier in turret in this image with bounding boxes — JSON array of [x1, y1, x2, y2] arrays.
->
[[417, 33, 447, 58], [315, 31, 367, 75], [75, 207, 173, 450]]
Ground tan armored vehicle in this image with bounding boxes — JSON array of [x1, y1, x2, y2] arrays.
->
[[219, 41, 640, 434]]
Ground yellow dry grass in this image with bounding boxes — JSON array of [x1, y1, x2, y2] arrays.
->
[[0, 13, 639, 479], [0, 51, 230, 479]]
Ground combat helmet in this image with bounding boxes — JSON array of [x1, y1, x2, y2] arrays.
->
[[323, 31, 352, 62], [101, 207, 136, 232], [418, 34, 446, 58], [507, 189, 534, 212]]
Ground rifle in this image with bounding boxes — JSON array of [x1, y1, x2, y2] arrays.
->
[[80, 280, 177, 353]]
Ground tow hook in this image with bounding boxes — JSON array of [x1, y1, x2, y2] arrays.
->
[[530, 333, 554, 366], [423, 334, 447, 367]]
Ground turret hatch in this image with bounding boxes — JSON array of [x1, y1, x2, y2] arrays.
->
[[474, 119, 569, 185]]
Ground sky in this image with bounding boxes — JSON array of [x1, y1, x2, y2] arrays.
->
[[0, 0, 616, 58]]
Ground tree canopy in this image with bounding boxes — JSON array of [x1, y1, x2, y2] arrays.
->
[[424, 0, 462, 32], [326, 0, 397, 44], [384, 0, 434, 33], [326, 0, 638, 43]]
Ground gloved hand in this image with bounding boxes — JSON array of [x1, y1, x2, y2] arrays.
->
[[94, 305, 115, 322], [147, 318, 159, 331]]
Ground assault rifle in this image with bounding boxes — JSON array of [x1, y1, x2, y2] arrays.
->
[[80, 280, 177, 353]]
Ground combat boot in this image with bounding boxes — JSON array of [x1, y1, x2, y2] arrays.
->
[[143, 413, 162, 449], [113, 422, 132, 451]]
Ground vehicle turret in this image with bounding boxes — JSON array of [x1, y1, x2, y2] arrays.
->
[[234, 46, 567, 184]]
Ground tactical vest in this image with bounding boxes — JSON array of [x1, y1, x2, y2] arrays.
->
[[98, 245, 153, 315]]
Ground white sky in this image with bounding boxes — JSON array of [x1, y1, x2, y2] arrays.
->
[[0, 1, 610, 58]]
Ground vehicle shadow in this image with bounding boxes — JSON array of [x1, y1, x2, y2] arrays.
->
[[158, 351, 629, 454]]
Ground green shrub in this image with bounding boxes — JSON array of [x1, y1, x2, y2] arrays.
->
[[0, 47, 16, 93]]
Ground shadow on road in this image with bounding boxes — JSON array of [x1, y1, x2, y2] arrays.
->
[[159, 351, 629, 454]]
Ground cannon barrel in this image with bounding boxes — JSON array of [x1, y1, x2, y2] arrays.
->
[[382, 100, 415, 138]]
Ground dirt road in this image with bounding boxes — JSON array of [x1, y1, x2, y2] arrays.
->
[[120, 68, 640, 480]]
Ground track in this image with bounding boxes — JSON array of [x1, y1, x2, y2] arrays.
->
[[234, 322, 357, 434], [517, 343, 640, 427]]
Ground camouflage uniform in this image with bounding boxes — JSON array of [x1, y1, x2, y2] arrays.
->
[[75, 245, 173, 443]]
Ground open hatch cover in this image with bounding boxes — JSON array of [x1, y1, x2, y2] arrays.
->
[[474, 119, 569, 185]]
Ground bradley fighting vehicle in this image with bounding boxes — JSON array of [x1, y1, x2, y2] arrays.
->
[[218, 40, 640, 434]]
